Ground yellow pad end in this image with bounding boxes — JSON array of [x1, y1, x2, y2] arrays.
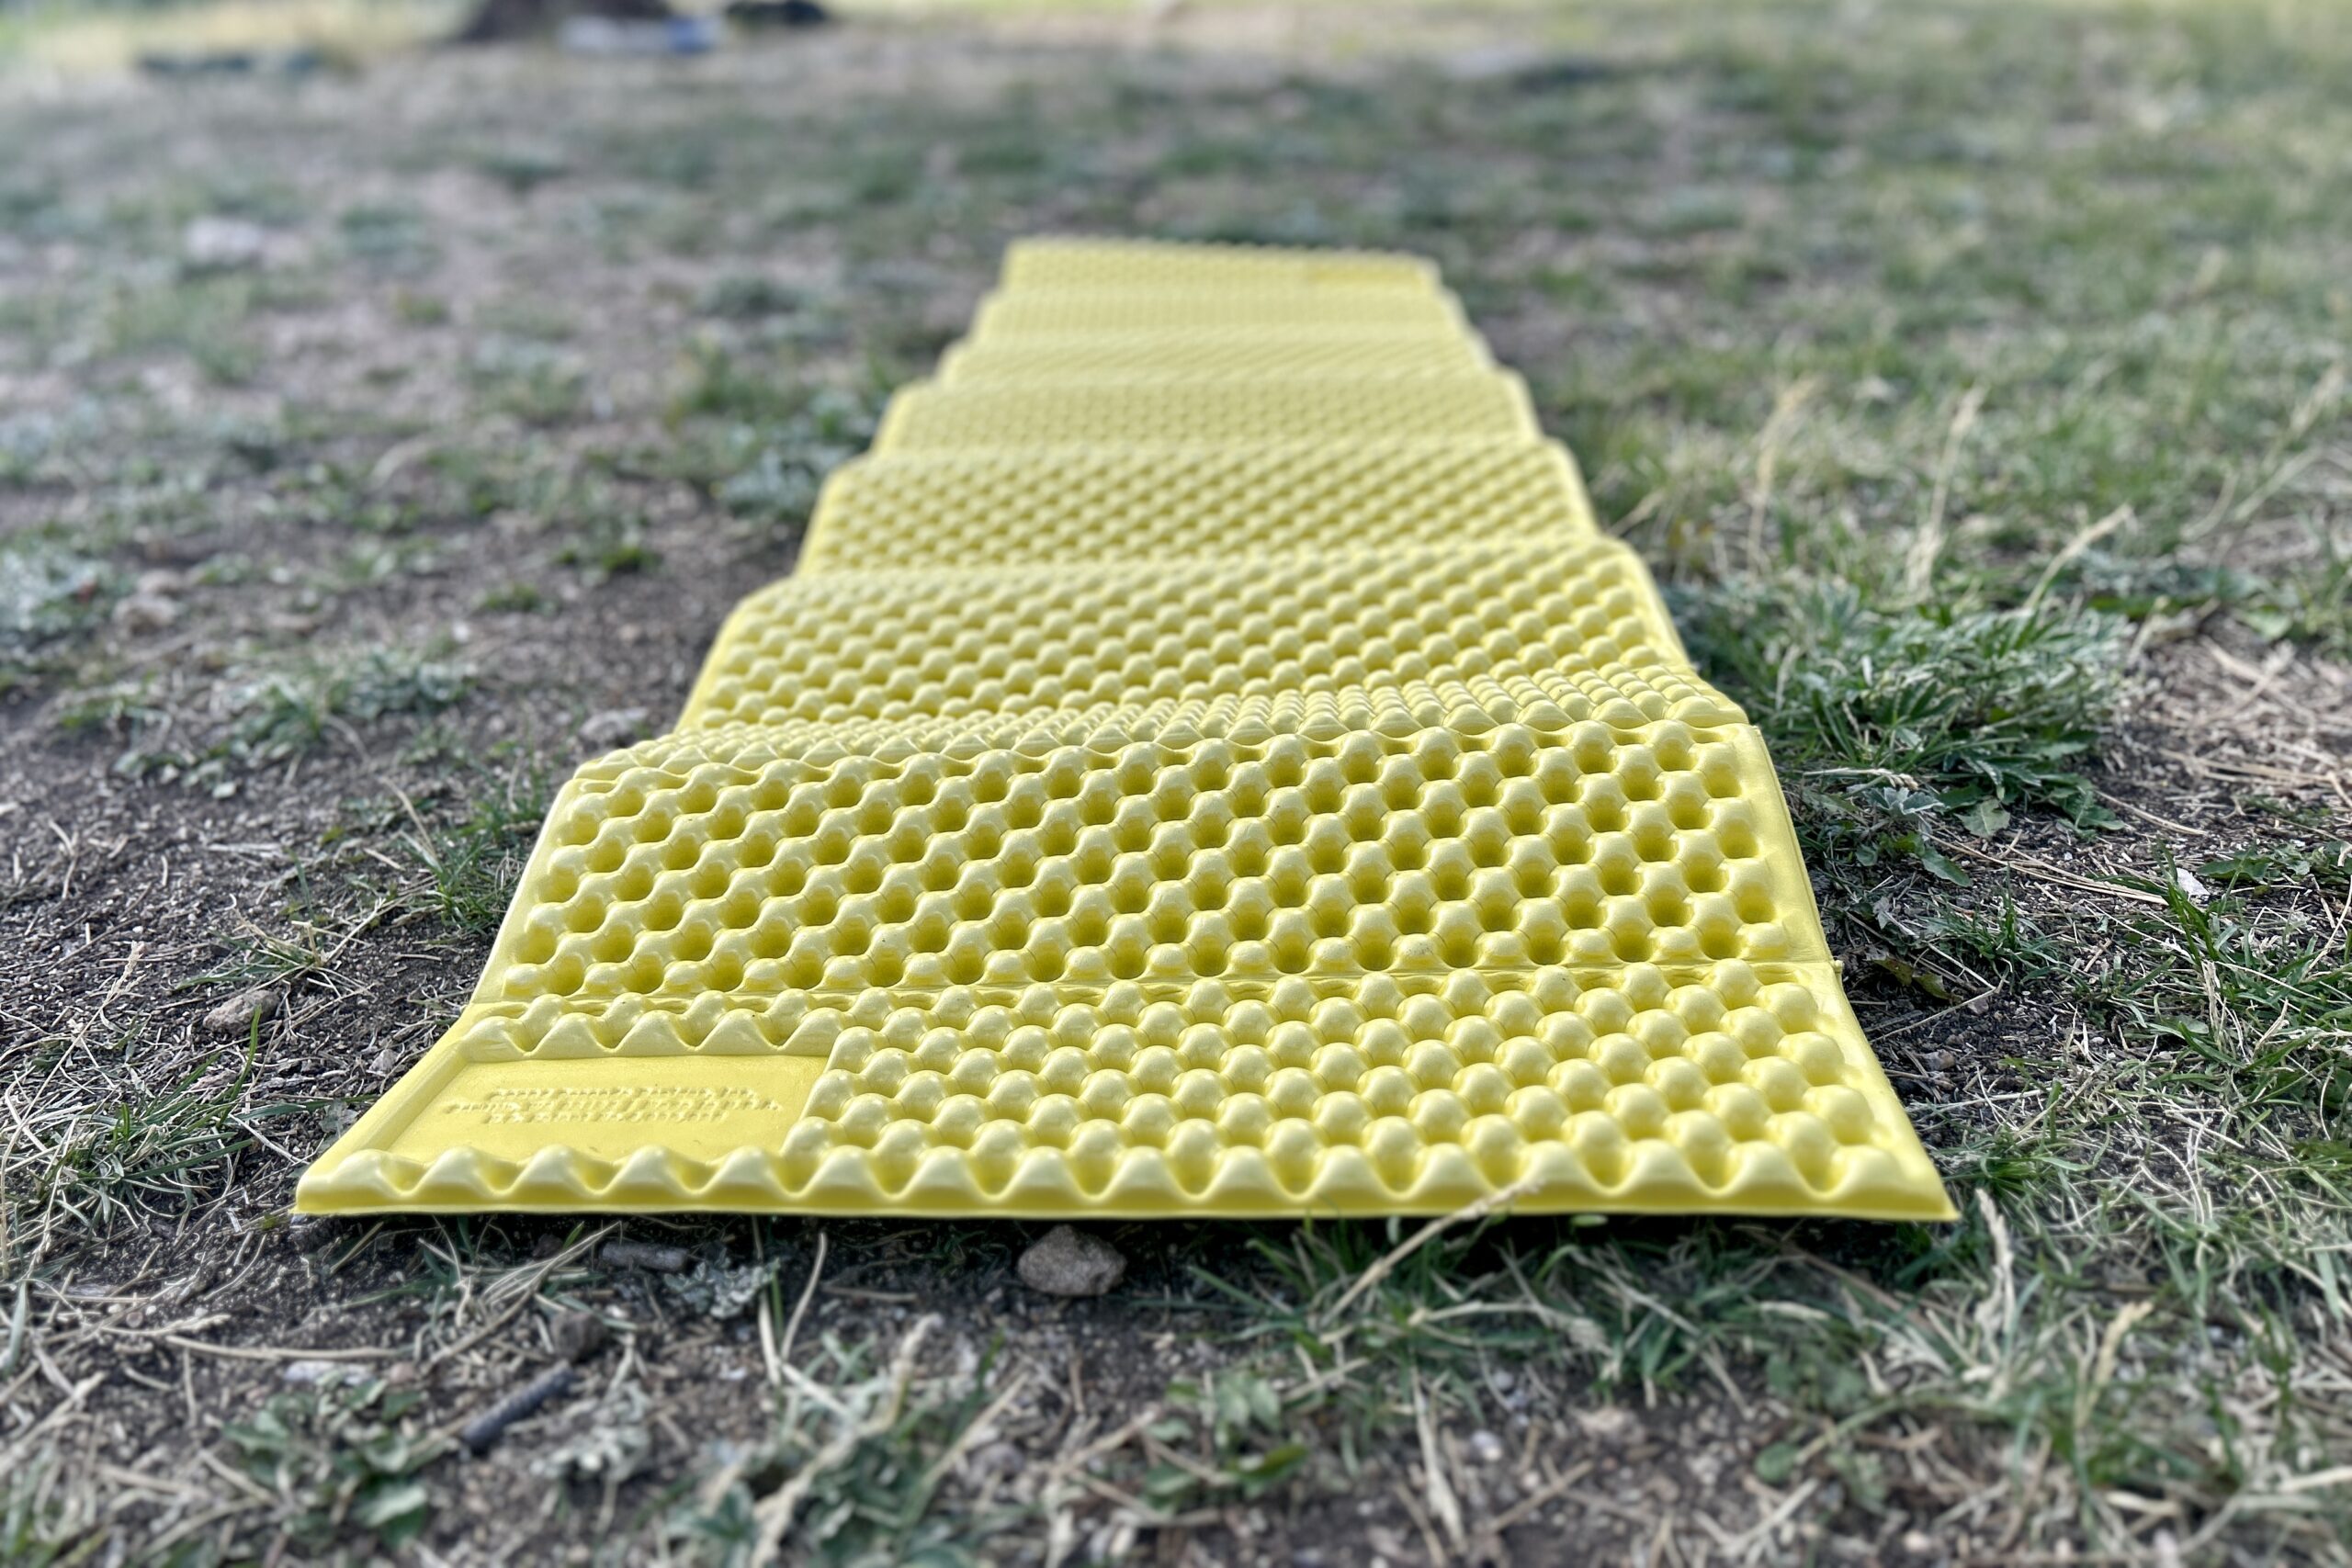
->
[[300, 712, 1951, 1219]]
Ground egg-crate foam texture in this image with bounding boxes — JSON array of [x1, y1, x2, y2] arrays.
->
[[874, 374, 1537, 452], [940, 333, 1492, 385], [299, 705, 1951, 1219], [796, 440, 1597, 572], [682, 539, 1736, 733], [999, 236, 1442, 294], [971, 288, 1472, 340]]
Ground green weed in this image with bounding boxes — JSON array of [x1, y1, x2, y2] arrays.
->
[[470, 337, 589, 426], [337, 200, 435, 269], [24, 1032, 314, 1237], [671, 1320, 1023, 1566], [223, 1379, 444, 1554], [100, 273, 262, 383], [1678, 581, 2127, 876], [398, 763, 555, 937], [74, 646, 473, 786], [0, 541, 110, 689], [0, 1459, 100, 1567], [220, 647, 474, 765]]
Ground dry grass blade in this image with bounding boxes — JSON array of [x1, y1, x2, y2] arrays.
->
[[1317, 1177, 1539, 1329], [424, 1223, 616, 1370], [752, 1314, 939, 1557]]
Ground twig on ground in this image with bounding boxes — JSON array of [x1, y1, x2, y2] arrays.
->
[[462, 1362, 576, 1454]]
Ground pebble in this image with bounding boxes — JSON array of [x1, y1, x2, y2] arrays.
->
[[204, 985, 280, 1036], [1016, 1224, 1125, 1297], [112, 592, 179, 634], [182, 215, 271, 271], [550, 1309, 609, 1363], [968, 1438, 1024, 1480], [1576, 1406, 1635, 1440], [601, 1238, 690, 1273], [576, 706, 650, 750]]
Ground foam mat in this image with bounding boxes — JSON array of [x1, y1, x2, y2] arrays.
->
[[795, 441, 1598, 571], [972, 288, 1470, 338], [874, 375, 1537, 452], [998, 237, 1440, 293], [300, 237, 1953, 1221], [940, 333, 1493, 384]]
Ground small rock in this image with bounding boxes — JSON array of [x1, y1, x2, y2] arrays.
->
[[576, 706, 650, 751], [601, 1238, 690, 1273], [550, 1310, 609, 1364], [968, 1438, 1024, 1480], [182, 215, 271, 272], [111, 592, 179, 634], [282, 1359, 366, 1386], [1575, 1406, 1635, 1441], [1467, 1429, 1505, 1465], [1017, 1224, 1125, 1298], [204, 985, 279, 1036]]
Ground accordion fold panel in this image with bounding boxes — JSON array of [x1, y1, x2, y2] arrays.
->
[[300, 236, 1954, 1223]]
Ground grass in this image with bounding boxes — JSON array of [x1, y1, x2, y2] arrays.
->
[[58, 644, 475, 784], [8, 1021, 329, 1261], [668, 1324, 1022, 1564], [0, 540, 110, 691], [469, 337, 590, 427], [100, 273, 264, 385], [222, 1377, 443, 1554], [1676, 582, 2129, 879], [394, 760, 556, 938], [660, 350, 887, 537]]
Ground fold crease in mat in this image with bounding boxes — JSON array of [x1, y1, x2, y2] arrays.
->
[[302, 237, 1955, 1222]]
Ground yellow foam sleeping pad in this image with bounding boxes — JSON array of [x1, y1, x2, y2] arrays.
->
[[301, 237, 1955, 1222]]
